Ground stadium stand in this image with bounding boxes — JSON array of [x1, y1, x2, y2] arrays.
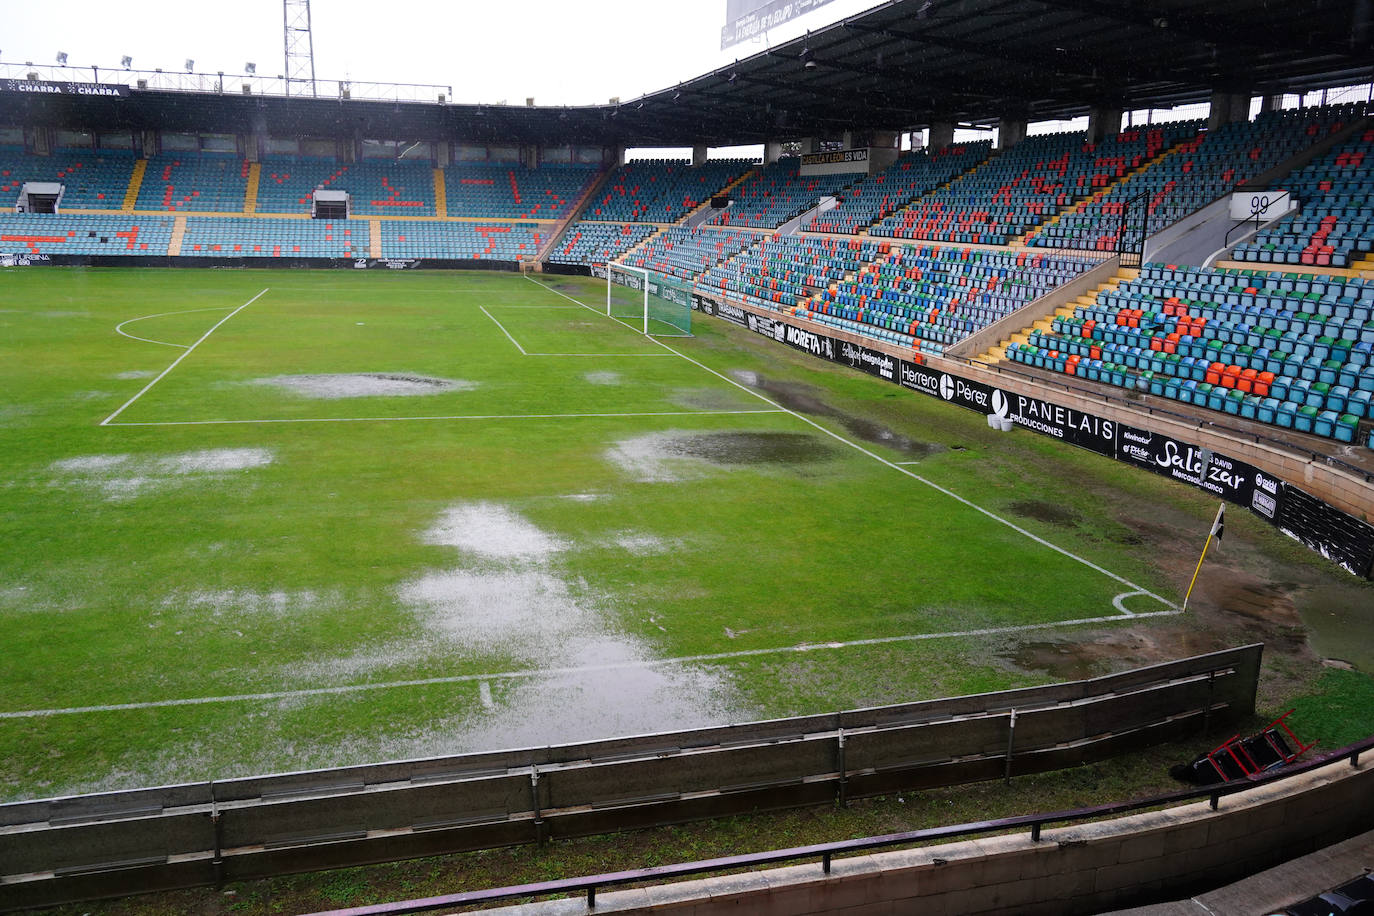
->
[[709, 157, 859, 229], [0, 212, 172, 255], [136, 152, 249, 212], [0, 146, 135, 210], [254, 156, 355, 214], [180, 217, 363, 258], [624, 225, 760, 279], [702, 236, 1096, 355], [339, 160, 437, 217], [546, 221, 658, 266], [442, 163, 598, 219], [1002, 262, 1374, 444], [872, 124, 1200, 245], [804, 142, 992, 234], [1031, 106, 1366, 252], [1234, 125, 1374, 268], [376, 220, 545, 260], [585, 158, 753, 222]]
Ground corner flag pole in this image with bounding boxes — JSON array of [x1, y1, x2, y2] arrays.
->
[[1182, 503, 1225, 612]]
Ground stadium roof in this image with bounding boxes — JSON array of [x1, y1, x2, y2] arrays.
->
[[3, 0, 1371, 148]]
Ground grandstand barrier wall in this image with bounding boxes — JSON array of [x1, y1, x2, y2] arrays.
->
[[689, 292, 1374, 579], [0, 253, 519, 271], [455, 738, 1374, 916], [0, 647, 1261, 911]]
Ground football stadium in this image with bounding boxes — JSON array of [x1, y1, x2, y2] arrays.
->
[[2, 1, 1374, 913]]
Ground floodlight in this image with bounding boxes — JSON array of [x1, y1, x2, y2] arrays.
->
[[245, 62, 255, 74], [185, 58, 194, 71], [121, 55, 132, 68], [56, 51, 67, 64]]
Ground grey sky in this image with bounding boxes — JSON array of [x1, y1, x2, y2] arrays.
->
[[0, 0, 885, 106]]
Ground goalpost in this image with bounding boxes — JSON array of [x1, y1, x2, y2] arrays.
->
[[605, 262, 693, 338]]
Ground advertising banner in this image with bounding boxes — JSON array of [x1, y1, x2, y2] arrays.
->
[[1115, 425, 1259, 506], [0, 79, 130, 97], [1276, 484, 1374, 579]]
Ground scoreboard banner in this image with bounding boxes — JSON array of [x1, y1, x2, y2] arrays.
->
[[691, 290, 1374, 579], [721, 0, 842, 50]]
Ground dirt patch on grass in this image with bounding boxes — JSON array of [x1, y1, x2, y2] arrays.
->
[[1008, 499, 1082, 527], [730, 370, 944, 459], [251, 373, 474, 399], [607, 430, 837, 482]]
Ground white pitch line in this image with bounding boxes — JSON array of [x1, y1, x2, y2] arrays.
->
[[114, 305, 235, 349], [478, 681, 495, 710], [479, 304, 528, 355], [525, 275, 1180, 614], [100, 289, 269, 427], [101, 409, 785, 428], [0, 610, 1181, 720]]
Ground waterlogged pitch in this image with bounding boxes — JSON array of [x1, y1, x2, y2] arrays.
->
[[0, 268, 1189, 801]]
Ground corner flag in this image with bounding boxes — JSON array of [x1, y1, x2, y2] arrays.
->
[[1183, 503, 1226, 611]]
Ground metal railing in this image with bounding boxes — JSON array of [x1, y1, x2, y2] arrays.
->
[[1223, 189, 1294, 250], [0, 62, 452, 104], [301, 734, 1374, 915]]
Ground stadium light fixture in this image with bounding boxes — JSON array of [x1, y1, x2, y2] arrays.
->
[[185, 58, 194, 72], [245, 62, 256, 74], [121, 55, 132, 69], [56, 51, 67, 65]]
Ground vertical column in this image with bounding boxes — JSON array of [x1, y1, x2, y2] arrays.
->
[[1208, 90, 1250, 130], [764, 140, 785, 164], [927, 121, 956, 153], [1087, 106, 1122, 143], [998, 116, 1028, 150], [691, 145, 708, 166]]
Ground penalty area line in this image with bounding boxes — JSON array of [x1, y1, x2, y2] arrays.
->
[[100, 409, 786, 428], [0, 609, 1181, 719], [101, 289, 269, 426]]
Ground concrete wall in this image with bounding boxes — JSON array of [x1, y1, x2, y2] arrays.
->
[[0, 649, 1260, 910], [485, 751, 1374, 915]]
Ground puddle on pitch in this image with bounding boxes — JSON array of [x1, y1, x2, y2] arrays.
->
[[730, 370, 944, 459]]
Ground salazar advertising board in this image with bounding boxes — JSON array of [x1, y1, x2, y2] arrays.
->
[[1116, 426, 1258, 505]]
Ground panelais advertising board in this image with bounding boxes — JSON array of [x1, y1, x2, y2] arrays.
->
[[691, 291, 1374, 579]]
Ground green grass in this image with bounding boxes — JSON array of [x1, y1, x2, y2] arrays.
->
[[0, 267, 1367, 807]]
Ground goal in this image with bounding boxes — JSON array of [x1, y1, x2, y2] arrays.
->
[[605, 262, 693, 337]]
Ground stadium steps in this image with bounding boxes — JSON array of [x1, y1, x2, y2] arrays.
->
[[977, 269, 1137, 363], [369, 219, 382, 257], [121, 159, 147, 213], [1355, 253, 1374, 278], [857, 149, 1002, 238], [243, 163, 261, 215], [864, 148, 1003, 238], [538, 163, 614, 262], [433, 168, 447, 218], [685, 167, 757, 224], [167, 215, 187, 256], [1016, 141, 1188, 246]]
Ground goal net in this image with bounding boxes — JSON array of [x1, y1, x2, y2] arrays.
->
[[605, 263, 693, 337]]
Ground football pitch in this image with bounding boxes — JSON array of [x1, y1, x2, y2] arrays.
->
[[0, 268, 1186, 802]]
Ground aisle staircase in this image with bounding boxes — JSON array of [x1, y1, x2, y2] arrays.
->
[[369, 219, 382, 257], [167, 215, 187, 256], [977, 268, 1139, 365], [121, 160, 147, 213], [433, 168, 447, 218], [243, 163, 261, 215], [1015, 138, 1194, 247]]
